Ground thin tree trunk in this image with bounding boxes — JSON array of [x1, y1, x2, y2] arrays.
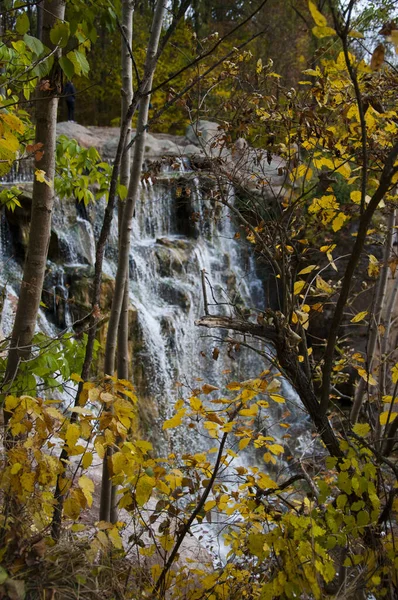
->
[[117, 0, 134, 385], [99, 0, 167, 522], [36, 1, 44, 41], [110, 0, 134, 525], [50, 93, 140, 542], [2, 0, 65, 409], [351, 209, 396, 423]]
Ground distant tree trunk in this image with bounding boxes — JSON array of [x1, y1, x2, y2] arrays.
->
[[110, 0, 134, 525], [2, 0, 65, 410], [99, 0, 167, 522], [36, 0, 44, 40], [350, 209, 396, 423]]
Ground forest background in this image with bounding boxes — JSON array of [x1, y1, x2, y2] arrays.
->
[[1, 0, 398, 599]]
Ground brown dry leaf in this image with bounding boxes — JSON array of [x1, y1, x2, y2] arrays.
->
[[39, 79, 52, 91], [370, 44, 385, 71], [202, 383, 219, 394], [212, 347, 219, 361]]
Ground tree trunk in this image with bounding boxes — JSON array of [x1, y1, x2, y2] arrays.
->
[[110, 0, 134, 525], [117, 0, 134, 386], [99, 0, 166, 522], [36, 1, 44, 40], [350, 209, 396, 423], [3, 0, 65, 407]]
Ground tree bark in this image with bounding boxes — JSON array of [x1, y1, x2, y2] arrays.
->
[[99, 0, 167, 522], [2, 0, 65, 407], [110, 0, 134, 525], [351, 209, 396, 423], [36, 1, 44, 41]]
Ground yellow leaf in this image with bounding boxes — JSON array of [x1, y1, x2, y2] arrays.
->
[[204, 500, 216, 512], [263, 452, 276, 464], [332, 212, 349, 232], [226, 381, 241, 390], [269, 394, 285, 404], [34, 169, 52, 187], [10, 463, 22, 475], [308, 1, 327, 27], [368, 255, 379, 278], [5, 395, 19, 411], [239, 404, 259, 417], [82, 452, 93, 470], [256, 58, 262, 74], [239, 438, 251, 451], [79, 475, 94, 507], [0, 113, 25, 134], [190, 396, 202, 411], [294, 280, 306, 295], [313, 157, 334, 170], [380, 412, 397, 426], [312, 25, 336, 38], [316, 276, 333, 294], [135, 474, 155, 506], [268, 444, 284, 455], [257, 473, 278, 489], [64, 496, 81, 520], [298, 265, 317, 275], [350, 190, 361, 204], [94, 440, 105, 459], [392, 364, 398, 384], [348, 29, 364, 39], [240, 388, 258, 402], [65, 423, 80, 448], [71, 373, 83, 383], [351, 311, 368, 323], [356, 368, 377, 386], [352, 423, 370, 437], [108, 527, 123, 550], [320, 244, 336, 253], [21, 472, 35, 493], [163, 408, 186, 430], [100, 392, 114, 403], [382, 395, 393, 403]]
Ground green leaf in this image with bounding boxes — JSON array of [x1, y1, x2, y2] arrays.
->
[[248, 532, 268, 558], [23, 34, 44, 56], [348, 30, 364, 39], [16, 12, 30, 35], [356, 510, 369, 527], [118, 184, 128, 200], [0, 567, 8, 585], [59, 56, 75, 80], [50, 21, 70, 48], [69, 49, 89, 76]]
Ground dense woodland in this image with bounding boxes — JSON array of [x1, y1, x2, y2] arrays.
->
[[1, 0, 398, 598]]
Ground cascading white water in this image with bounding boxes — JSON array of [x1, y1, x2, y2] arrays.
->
[[0, 164, 306, 451]]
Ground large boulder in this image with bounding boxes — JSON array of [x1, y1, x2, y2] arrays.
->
[[186, 120, 221, 146], [56, 122, 104, 151]]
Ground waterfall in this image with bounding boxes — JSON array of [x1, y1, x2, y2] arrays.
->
[[0, 163, 308, 456]]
